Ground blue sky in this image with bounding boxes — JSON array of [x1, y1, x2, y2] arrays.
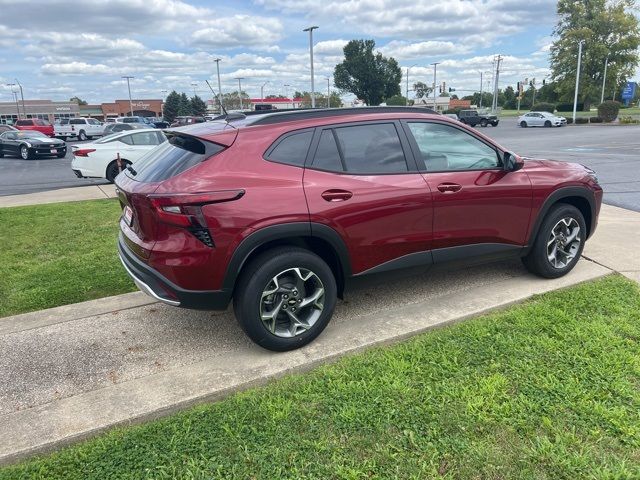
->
[[0, 0, 626, 104]]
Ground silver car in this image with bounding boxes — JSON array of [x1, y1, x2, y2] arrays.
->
[[518, 111, 567, 128]]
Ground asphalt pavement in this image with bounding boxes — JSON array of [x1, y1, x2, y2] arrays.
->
[[2, 123, 639, 212]]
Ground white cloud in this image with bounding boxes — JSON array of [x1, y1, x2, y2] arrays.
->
[[380, 40, 470, 60], [190, 15, 284, 49]]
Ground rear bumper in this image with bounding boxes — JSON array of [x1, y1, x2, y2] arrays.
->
[[118, 234, 232, 310]]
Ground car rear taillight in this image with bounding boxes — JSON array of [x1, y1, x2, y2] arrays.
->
[[147, 190, 245, 247], [74, 149, 96, 157]]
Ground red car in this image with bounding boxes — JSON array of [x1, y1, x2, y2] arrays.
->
[[116, 107, 603, 351], [14, 119, 54, 137]]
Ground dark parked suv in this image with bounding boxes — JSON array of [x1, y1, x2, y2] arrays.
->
[[116, 107, 602, 351], [458, 109, 499, 127]]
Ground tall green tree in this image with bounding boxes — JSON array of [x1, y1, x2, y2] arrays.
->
[[413, 81, 433, 99], [69, 96, 88, 105], [221, 91, 250, 110], [334, 39, 402, 106], [297, 91, 343, 108], [550, 0, 640, 109], [190, 95, 208, 116], [162, 91, 181, 122], [178, 93, 192, 116]]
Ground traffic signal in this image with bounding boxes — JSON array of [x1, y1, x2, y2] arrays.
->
[[542, 79, 546, 86], [448, 87, 455, 92]]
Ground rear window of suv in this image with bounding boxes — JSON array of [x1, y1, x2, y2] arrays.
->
[[127, 134, 224, 183]]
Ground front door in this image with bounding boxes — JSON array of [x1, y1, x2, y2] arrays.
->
[[303, 121, 433, 275], [402, 121, 532, 261]]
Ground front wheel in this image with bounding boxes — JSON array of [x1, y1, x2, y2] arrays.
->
[[233, 247, 337, 351], [77, 130, 87, 141], [520, 121, 528, 128], [522, 204, 586, 278], [20, 145, 33, 160], [544, 120, 552, 128], [480, 119, 488, 127]]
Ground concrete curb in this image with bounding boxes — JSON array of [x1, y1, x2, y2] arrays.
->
[[0, 260, 610, 465], [0, 184, 117, 208]]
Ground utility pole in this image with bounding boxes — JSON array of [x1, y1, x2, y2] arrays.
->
[[572, 40, 585, 123], [479, 71, 483, 109], [531, 79, 536, 106], [235, 77, 245, 110], [601, 54, 609, 104], [284, 84, 291, 107], [303, 26, 319, 108], [431, 62, 440, 110], [491, 55, 502, 112], [6, 84, 19, 118], [214, 58, 223, 113], [15, 79, 25, 119], [406, 64, 416, 106], [122, 76, 134, 116], [191, 82, 198, 97], [261, 81, 268, 103], [160, 89, 167, 118], [326, 77, 330, 108]]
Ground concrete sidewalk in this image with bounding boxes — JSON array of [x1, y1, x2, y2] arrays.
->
[[0, 204, 637, 465], [0, 184, 117, 208]]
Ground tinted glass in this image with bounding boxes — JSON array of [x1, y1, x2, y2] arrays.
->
[[333, 123, 407, 173], [312, 129, 343, 171], [407, 122, 499, 171], [1, 132, 17, 140], [88, 119, 100, 125], [130, 131, 163, 145], [16, 120, 31, 126], [119, 134, 134, 145], [70, 119, 84, 125], [131, 135, 224, 183], [267, 130, 312, 166]]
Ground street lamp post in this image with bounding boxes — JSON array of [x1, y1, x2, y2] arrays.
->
[[261, 81, 268, 103], [284, 84, 291, 107], [572, 40, 585, 123], [479, 71, 483, 109], [601, 54, 609, 105], [303, 26, 319, 108], [235, 77, 245, 110], [122, 76, 135, 116], [15, 79, 25, 119], [6, 84, 19, 119], [191, 82, 198, 97], [326, 77, 330, 108], [431, 62, 440, 110], [160, 89, 168, 118], [406, 64, 416, 106], [214, 58, 223, 113]]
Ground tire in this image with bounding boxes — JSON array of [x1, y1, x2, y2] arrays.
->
[[520, 121, 528, 128], [459, 118, 467, 124], [57, 152, 66, 158], [544, 120, 552, 128], [106, 159, 129, 183], [522, 203, 586, 279], [233, 246, 338, 351], [78, 130, 87, 141], [480, 119, 488, 127], [491, 122, 498, 127], [20, 145, 33, 160]]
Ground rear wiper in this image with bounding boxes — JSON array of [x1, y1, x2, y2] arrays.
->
[[126, 165, 137, 176]]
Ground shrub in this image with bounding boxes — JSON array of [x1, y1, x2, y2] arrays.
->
[[589, 117, 603, 123], [531, 103, 556, 113], [575, 117, 589, 124], [620, 115, 640, 124], [597, 100, 621, 122], [564, 117, 573, 124], [557, 102, 584, 112]]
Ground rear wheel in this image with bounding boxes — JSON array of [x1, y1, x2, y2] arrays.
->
[[544, 120, 552, 127], [522, 204, 586, 278], [233, 247, 337, 351], [106, 159, 129, 183], [520, 121, 528, 128]]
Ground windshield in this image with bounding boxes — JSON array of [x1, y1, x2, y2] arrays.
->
[[17, 131, 49, 139]]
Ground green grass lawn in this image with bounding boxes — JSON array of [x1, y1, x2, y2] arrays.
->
[[0, 199, 134, 318], [499, 106, 640, 118], [2, 275, 639, 479]]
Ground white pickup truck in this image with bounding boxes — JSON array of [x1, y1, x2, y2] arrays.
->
[[54, 118, 105, 141]]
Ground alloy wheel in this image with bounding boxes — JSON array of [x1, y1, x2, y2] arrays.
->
[[20, 146, 28, 159], [260, 267, 325, 338], [547, 217, 581, 268]]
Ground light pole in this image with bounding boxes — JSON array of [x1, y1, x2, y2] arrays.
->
[[406, 64, 416, 106], [6, 84, 20, 119], [191, 82, 198, 97], [15, 79, 25, 119], [479, 71, 484, 109], [284, 84, 291, 107], [260, 81, 268, 104], [326, 77, 330, 108], [214, 58, 223, 113], [235, 77, 245, 110], [572, 40, 585, 123], [431, 62, 440, 110], [303, 26, 319, 108], [601, 54, 609, 105], [122, 76, 134, 116], [160, 89, 167, 118]]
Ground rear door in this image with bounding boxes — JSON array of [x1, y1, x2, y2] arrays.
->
[[402, 120, 532, 260], [303, 121, 433, 275]]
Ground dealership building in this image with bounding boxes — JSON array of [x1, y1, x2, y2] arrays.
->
[[0, 99, 163, 124]]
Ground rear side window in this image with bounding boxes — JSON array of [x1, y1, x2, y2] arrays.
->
[[312, 130, 343, 171], [333, 123, 408, 173], [16, 120, 31, 126], [129, 135, 224, 183], [70, 119, 85, 125], [265, 130, 313, 166]]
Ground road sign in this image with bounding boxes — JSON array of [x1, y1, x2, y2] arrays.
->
[[621, 82, 637, 105]]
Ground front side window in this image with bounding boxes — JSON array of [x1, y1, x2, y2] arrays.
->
[[333, 123, 408, 173], [407, 122, 500, 171], [266, 130, 313, 166]]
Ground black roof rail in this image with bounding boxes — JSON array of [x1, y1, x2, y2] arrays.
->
[[247, 106, 438, 126]]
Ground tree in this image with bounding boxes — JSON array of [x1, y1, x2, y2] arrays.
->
[[178, 93, 192, 116], [162, 91, 181, 122], [334, 39, 402, 106], [190, 95, 208, 116], [385, 95, 407, 105], [413, 81, 432, 99], [550, 0, 640, 109], [222, 91, 250, 110], [265, 94, 287, 99], [69, 96, 88, 105], [502, 86, 517, 110], [297, 91, 343, 108]]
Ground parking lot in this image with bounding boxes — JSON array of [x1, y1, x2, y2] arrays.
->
[[2, 122, 639, 212]]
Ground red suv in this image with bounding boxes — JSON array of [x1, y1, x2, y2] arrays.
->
[[14, 119, 54, 137], [115, 107, 602, 351]]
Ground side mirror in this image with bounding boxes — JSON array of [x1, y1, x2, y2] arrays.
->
[[503, 151, 524, 172]]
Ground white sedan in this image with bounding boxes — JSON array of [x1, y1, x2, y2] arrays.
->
[[71, 129, 166, 183], [518, 111, 567, 128]]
